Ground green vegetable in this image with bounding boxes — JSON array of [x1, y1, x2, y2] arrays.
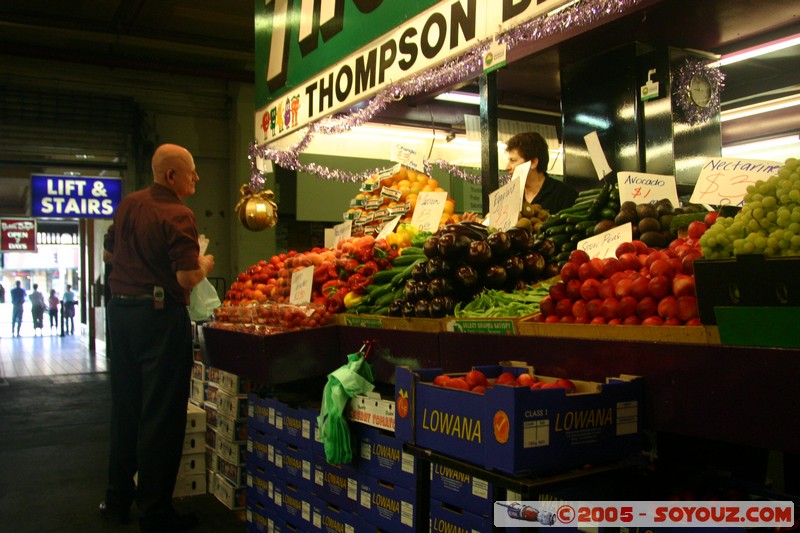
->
[[410, 232, 434, 248], [453, 281, 554, 318]]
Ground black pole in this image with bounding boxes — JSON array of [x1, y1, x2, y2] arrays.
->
[[60, 301, 65, 337], [479, 71, 499, 215]]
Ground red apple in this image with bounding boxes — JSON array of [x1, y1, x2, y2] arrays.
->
[[530, 382, 545, 390], [704, 211, 720, 226], [464, 369, 488, 389], [586, 298, 604, 319], [615, 242, 637, 258], [618, 252, 641, 271], [579, 278, 601, 300], [608, 318, 622, 325], [569, 249, 591, 265], [632, 240, 649, 253], [623, 315, 642, 325], [687, 221, 708, 240], [601, 257, 622, 278], [649, 258, 674, 278], [471, 386, 486, 394], [496, 372, 517, 385], [598, 279, 616, 300], [636, 296, 658, 319], [572, 299, 588, 320], [560, 262, 580, 283], [642, 315, 664, 326], [565, 279, 583, 301], [516, 373, 536, 387], [433, 374, 451, 387], [657, 295, 678, 319], [578, 261, 601, 282], [539, 296, 555, 317], [618, 296, 638, 318], [549, 281, 568, 301], [648, 275, 672, 299], [631, 275, 651, 300], [555, 378, 577, 393], [446, 378, 470, 390], [555, 298, 573, 317], [614, 277, 634, 299], [600, 297, 620, 320], [590, 316, 607, 324], [560, 315, 575, 323], [677, 295, 698, 322], [672, 274, 696, 298]]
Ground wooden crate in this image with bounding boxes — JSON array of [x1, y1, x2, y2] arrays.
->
[[517, 315, 720, 344]]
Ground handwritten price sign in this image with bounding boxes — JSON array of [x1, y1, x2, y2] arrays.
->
[[618, 172, 679, 206], [289, 265, 314, 305], [488, 177, 523, 232], [328, 219, 352, 248], [391, 144, 424, 172], [410, 191, 447, 231], [691, 158, 782, 207], [578, 223, 633, 259]]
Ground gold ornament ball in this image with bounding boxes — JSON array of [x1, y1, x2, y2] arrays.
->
[[236, 184, 278, 231]]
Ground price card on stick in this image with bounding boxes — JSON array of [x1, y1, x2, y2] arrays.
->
[[577, 223, 633, 259], [618, 172, 679, 206], [376, 216, 401, 240], [410, 191, 447, 232], [488, 176, 523, 232], [691, 157, 782, 207], [584, 131, 613, 180], [391, 144, 425, 172], [512, 160, 531, 189], [289, 265, 314, 305], [325, 220, 352, 249]]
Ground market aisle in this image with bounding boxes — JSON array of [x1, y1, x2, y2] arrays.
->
[[0, 374, 245, 532]]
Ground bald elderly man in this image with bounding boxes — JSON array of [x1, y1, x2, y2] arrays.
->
[[101, 144, 215, 532]]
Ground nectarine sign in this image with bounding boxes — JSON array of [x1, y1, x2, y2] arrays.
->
[[255, 0, 575, 144]]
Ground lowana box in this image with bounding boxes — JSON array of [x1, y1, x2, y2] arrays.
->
[[276, 403, 318, 450], [394, 364, 642, 476], [430, 498, 493, 533], [274, 479, 314, 529], [313, 497, 366, 533], [246, 462, 275, 509], [247, 499, 280, 533], [186, 401, 206, 434], [358, 475, 416, 533], [246, 429, 276, 472], [429, 461, 494, 517], [275, 440, 314, 492], [247, 392, 274, 434], [313, 458, 360, 513], [356, 425, 416, 489]]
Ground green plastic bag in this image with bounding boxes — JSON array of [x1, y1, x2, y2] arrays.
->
[[317, 349, 375, 464]]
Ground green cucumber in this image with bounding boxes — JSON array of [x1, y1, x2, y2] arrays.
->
[[371, 267, 407, 284], [400, 246, 425, 256], [545, 224, 568, 236], [574, 220, 597, 232], [392, 254, 427, 266], [547, 233, 571, 248]]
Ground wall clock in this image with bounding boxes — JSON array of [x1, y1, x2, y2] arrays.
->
[[673, 58, 725, 125]]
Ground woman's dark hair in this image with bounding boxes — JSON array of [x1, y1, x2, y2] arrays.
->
[[505, 132, 549, 174]]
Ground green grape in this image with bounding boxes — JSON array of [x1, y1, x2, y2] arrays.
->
[[792, 235, 800, 251], [762, 196, 777, 210]]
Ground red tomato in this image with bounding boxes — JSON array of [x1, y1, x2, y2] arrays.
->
[[433, 374, 450, 387], [496, 372, 516, 385], [516, 373, 536, 387], [446, 378, 470, 391], [464, 369, 488, 390], [555, 378, 577, 393]]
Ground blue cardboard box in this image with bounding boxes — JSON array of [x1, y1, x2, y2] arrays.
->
[[430, 498, 493, 533], [247, 393, 275, 435], [247, 499, 282, 533], [245, 463, 274, 509], [313, 456, 361, 513], [275, 440, 314, 492], [358, 475, 416, 533], [276, 402, 319, 450], [356, 425, 417, 489], [429, 461, 494, 517], [274, 479, 315, 529], [395, 364, 642, 475], [312, 497, 366, 532], [246, 429, 277, 472]]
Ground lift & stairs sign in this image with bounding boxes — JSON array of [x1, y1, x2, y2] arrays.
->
[[30, 175, 122, 219]]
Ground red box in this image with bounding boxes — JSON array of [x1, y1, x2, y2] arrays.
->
[[395, 364, 642, 475]]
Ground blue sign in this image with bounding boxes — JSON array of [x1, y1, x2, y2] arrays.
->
[[30, 175, 123, 219]]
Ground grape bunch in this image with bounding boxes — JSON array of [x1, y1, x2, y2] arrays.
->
[[700, 158, 800, 258]]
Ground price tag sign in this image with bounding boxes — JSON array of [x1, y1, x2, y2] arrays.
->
[[577, 222, 633, 259], [584, 131, 612, 180], [328, 220, 352, 248], [289, 265, 314, 304], [376, 216, 401, 240], [410, 191, 447, 231], [390, 144, 424, 172], [618, 171, 679, 206], [512, 160, 531, 188], [483, 39, 507, 74], [691, 157, 782, 207], [488, 176, 523, 232]]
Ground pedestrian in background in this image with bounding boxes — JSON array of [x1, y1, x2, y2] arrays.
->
[[101, 143, 214, 532], [10, 281, 25, 337], [48, 289, 60, 334], [29, 283, 45, 336], [63, 285, 77, 335]]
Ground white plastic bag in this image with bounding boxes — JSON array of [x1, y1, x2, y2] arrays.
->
[[188, 277, 221, 321]]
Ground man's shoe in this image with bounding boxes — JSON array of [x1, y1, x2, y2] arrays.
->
[[140, 511, 199, 532], [98, 500, 130, 523]]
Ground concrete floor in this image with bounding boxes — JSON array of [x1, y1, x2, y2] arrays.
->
[[0, 335, 246, 532]]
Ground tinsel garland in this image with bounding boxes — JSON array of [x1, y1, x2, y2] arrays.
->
[[672, 58, 725, 126], [249, 0, 646, 190]]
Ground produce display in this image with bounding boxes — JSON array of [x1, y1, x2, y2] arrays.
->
[[209, 301, 330, 334], [538, 181, 620, 265], [536, 231, 708, 325], [700, 157, 800, 258], [345, 165, 456, 236], [428, 367, 576, 394], [381, 222, 562, 318]]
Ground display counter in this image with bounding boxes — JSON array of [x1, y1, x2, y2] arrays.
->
[[204, 324, 800, 455]]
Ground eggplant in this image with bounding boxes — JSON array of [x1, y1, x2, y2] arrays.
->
[[428, 296, 448, 318], [454, 265, 479, 289], [402, 280, 417, 302], [414, 299, 431, 318], [532, 238, 556, 259], [504, 255, 524, 281], [441, 295, 457, 316], [441, 222, 486, 242], [387, 299, 404, 317], [411, 261, 428, 281], [401, 299, 416, 317], [482, 264, 507, 289], [425, 256, 444, 279], [466, 240, 492, 268], [486, 231, 511, 259], [506, 227, 533, 253], [422, 236, 440, 258], [522, 251, 546, 279], [428, 276, 455, 298], [543, 261, 561, 278], [438, 232, 471, 260], [511, 278, 528, 291], [413, 280, 430, 301]]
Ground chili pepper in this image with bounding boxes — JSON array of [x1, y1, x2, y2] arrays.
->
[[322, 279, 345, 296], [347, 272, 371, 291], [326, 292, 345, 313], [358, 260, 378, 278]]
